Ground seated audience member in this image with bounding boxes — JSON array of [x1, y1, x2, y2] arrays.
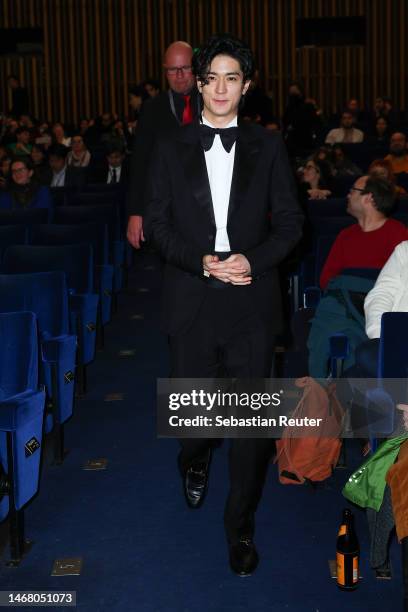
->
[[67, 134, 91, 167], [31, 144, 49, 185], [308, 175, 406, 377], [283, 82, 322, 156], [240, 69, 275, 126], [52, 122, 71, 147], [87, 143, 129, 186], [345, 97, 368, 130], [332, 144, 362, 178], [0, 157, 52, 210], [298, 158, 332, 202], [46, 143, 85, 188], [0, 156, 11, 190], [320, 175, 406, 290], [264, 120, 281, 132], [355, 240, 408, 377], [368, 159, 407, 195], [367, 116, 391, 149], [142, 79, 161, 99], [7, 126, 33, 156], [35, 122, 53, 149], [1, 118, 19, 147], [384, 132, 408, 175], [325, 110, 364, 145]]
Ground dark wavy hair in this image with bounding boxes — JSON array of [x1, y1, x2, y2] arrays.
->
[[192, 33, 255, 85], [362, 176, 396, 216]]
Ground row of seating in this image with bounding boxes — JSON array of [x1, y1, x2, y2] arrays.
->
[[0, 184, 132, 564]]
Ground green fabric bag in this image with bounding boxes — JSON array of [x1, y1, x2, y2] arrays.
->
[[342, 435, 408, 511]]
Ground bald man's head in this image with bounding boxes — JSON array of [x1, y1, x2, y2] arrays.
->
[[163, 41, 195, 95]]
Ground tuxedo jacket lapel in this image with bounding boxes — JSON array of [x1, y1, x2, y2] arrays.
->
[[175, 124, 215, 227], [175, 121, 263, 228], [227, 123, 263, 222]]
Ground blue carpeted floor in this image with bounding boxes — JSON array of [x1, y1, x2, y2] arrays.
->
[[0, 251, 403, 611]]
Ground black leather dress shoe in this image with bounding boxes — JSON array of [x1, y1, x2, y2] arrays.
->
[[181, 450, 211, 509], [229, 537, 259, 576]]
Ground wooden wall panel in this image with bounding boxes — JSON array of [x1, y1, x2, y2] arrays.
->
[[0, 0, 406, 124]]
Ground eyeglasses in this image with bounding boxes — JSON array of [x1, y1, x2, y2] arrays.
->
[[165, 65, 192, 75], [349, 187, 365, 193], [11, 167, 28, 175], [305, 164, 319, 172]]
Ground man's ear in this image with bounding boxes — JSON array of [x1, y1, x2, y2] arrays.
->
[[242, 80, 251, 96]]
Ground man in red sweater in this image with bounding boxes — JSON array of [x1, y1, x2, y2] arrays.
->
[[320, 174, 407, 290]]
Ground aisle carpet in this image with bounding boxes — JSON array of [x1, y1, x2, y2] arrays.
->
[[0, 251, 402, 612]]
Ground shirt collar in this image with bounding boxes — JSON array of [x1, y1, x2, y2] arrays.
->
[[201, 114, 238, 129]]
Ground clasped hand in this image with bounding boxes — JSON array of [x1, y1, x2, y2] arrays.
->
[[203, 254, 252, 285]]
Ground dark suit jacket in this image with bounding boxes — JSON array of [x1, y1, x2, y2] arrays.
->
[[87, 160, 130, 185], [44, 166, 86, 189], [145, 121, 304, 336], [127, 89, 199, 217]]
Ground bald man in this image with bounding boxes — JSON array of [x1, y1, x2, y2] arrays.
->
[[127, 41, 198, 248]]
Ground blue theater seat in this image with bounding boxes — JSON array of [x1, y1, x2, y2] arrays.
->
[[0, 272, 77, 463], [2, 244, 99, 394], [0, 209, 49, 240], [54, 204, 125, 297], [31, 223, 113, 327], [362, 313, 408, 453], [0, 311, 45, 564], [0, 225, 27, 262]]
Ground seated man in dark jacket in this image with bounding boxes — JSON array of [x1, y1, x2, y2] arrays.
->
[[44, 143, 86, 189], [87, 142, 129, 186]]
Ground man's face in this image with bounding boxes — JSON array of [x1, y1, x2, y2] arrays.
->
[[145, 83, 159, 98], [107, 152, 124, 168], [17, 130, 30, 144], [71, 136, 84, 153], [198, 54, 250, 126], [376, 118, 387, 135], [49, 155, 66, 173], [129, 94, 142, 111], [164, 47, 194, 94], [102, 114, 112, 127], [390, 133, 407, 156], [347, 176, 368, 217], [341, 113, 354, 129], [347, 99, 359, 112]]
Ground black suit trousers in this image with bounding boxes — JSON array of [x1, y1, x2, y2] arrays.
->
[[170, 283, 276, 545]]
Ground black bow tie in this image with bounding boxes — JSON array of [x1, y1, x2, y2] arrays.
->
[[199, 124, 238, 153]]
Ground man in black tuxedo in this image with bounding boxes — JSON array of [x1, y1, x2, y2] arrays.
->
[[145, 34, 303, 576], [87, 143, 129, 186], [127, 40, 199, 249]]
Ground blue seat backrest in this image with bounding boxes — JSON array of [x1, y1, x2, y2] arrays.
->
[[0, 209, 48, 226], [0, 311, 38, 400], [307, 198, 347, 217], [2, 244, 93, 294], [0, 225, 27, 262], [0, 272, 70, 338], [31, 223, 108, 266], [54, 204, 120, 242], [379, 312, 408, 378]]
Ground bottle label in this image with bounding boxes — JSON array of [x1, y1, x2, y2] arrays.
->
[[353, 556, 359, 583], [336, 552, 345, 585], [338, 525, 346, 537]]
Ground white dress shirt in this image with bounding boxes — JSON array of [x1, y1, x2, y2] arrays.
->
[[108, 165, 122, 184], [51, 166, 67, 187], [202, 114, 237, 251]]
